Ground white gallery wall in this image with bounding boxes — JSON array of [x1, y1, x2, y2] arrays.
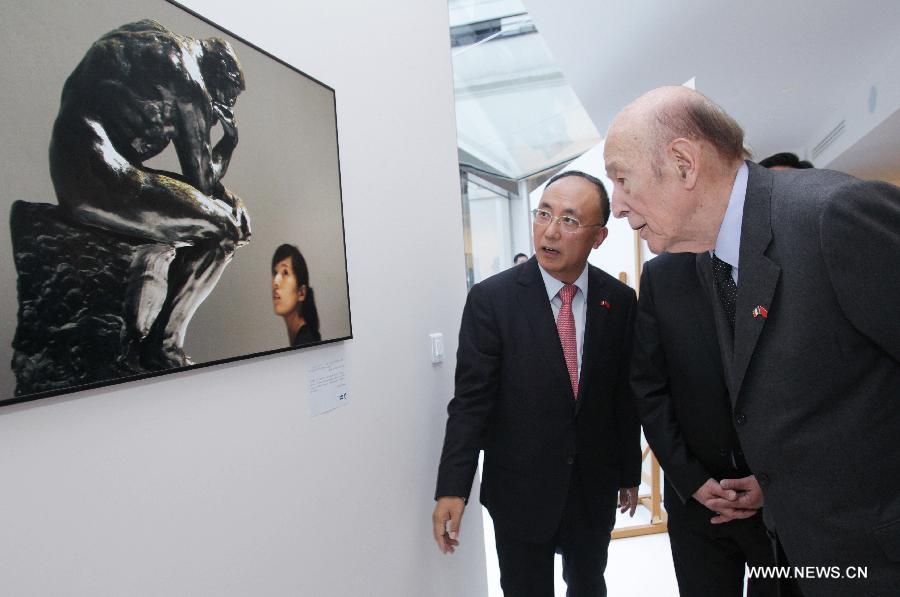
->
[[0, 1, 488, 595]]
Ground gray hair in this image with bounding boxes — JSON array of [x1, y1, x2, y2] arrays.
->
[[650, 93, 746, 176]]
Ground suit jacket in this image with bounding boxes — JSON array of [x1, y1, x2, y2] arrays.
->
[[698, 162, 900, 595], [631, 253, 753, 522], [435, 257, 641, 543]]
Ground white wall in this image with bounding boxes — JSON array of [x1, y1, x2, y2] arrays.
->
[[0, 1, 488, 595]]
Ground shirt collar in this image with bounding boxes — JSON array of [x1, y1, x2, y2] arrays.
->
[[538, 262, 589, 302], [712, 161, 748, 268]]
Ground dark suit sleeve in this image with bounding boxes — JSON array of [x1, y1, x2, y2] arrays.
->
[[435, 282, 502, 501], [631, 265, 711, 503], [820, 180, 900, 361], [613, 287, 642, 488]]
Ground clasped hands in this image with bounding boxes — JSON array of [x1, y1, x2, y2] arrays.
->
[[692, 475, 763, 524]]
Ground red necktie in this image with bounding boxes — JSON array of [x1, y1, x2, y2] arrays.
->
[[557, 284, 578, 398]]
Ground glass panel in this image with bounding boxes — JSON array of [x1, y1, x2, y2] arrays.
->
[[466, 174, 512, 284], [450, 0, 601, 180]]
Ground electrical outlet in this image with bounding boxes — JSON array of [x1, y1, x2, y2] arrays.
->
[[429, 332, 444, 364]]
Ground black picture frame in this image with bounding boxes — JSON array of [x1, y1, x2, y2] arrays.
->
[[0, 0, 353, 407]]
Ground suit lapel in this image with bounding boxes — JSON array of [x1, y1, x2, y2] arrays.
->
[[517, 260, 572, 401], [732, 163, 781, 400], [576, 265, 609, 414]]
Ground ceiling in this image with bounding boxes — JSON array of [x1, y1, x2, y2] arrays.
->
[[452, 28, 600, 179], [521, 0, 900, 180], [450, 0, 602, 179], [828, 108, 900, 185]]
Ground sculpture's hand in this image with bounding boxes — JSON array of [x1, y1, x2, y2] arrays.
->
[[206, 186, 248, 245], [232, 195, 251, 246], [213, 181, 236, 207], [212, 103, 238, 143], [209, 104, 237, 185]]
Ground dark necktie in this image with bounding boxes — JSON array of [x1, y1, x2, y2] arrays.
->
[[711, 254, 737, 331]]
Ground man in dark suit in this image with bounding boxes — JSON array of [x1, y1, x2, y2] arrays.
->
[[432, 171, 642, 596], [605, 86, 900, 596], [632, 253, 777, 596]]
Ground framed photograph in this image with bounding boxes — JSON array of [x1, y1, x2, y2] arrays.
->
[[0, 0, 352, 406]]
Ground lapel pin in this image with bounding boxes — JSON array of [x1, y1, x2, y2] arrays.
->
[[752, 305, 768, 319], [600, 300, 611, 310]]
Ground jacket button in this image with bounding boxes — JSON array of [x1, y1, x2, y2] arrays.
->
[[718, 448, 727, 457], [735, 413, 747, 425], [758, 473, 770, 486], [566, 456, 574, 465]]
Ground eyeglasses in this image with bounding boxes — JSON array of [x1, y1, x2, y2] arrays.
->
[[531, 209, 604, 234]]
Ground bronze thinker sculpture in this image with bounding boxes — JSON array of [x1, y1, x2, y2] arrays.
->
[[10, 20, 250, 394]]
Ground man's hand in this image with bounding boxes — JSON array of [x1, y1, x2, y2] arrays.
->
[[692, 477, 737, 505], [720, 475, 764, 508], [619, 487, 639, 517], [705, 475, 764, 524], [432, 496, 465, 554], [693, 477, 740, 524], [708, 506, 758, 524]]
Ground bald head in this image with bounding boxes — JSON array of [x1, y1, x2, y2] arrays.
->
[[609, 86, 745, 176], [603, 87, 747, 255]]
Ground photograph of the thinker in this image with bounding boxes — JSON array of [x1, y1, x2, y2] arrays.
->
[[3, 1, 351, 405], [9, 19, 250, 394]]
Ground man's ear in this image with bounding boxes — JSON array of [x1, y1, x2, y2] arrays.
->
[[592, 226, 609, 249], [669, 138, 699, 189]]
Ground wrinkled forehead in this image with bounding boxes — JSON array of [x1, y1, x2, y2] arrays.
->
[[607, 109, 644, 144], [605, 120, 647, 169], [603, 136, 631, 174]]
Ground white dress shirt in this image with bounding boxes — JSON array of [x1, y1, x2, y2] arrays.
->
[[711, 162, 749, 284]]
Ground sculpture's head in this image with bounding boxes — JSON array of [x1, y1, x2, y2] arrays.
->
[[200, 38, 245, 108]]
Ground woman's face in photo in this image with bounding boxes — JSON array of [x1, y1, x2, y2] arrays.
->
[[272, 257, 303, 317]]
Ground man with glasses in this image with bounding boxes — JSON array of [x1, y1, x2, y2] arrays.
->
[[433, 171, 641, 596]]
